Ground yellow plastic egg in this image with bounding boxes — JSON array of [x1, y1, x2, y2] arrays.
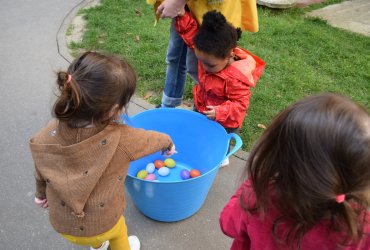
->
[[164, 158, 176, 168], [137, 170, 148, 179]]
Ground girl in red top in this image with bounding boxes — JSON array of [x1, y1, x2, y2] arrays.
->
[[175, 10, 265, 133], [220, 93, 370, 249]]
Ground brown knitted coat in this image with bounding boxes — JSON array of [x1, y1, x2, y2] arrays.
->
[[29, 120, 173, 237]]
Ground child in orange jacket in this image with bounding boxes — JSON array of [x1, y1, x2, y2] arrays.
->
[[175, 10, 265, 132], [175, 10, 265, 166]]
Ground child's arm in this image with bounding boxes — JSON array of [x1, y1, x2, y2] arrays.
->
[[119, 126, 175, 161], [219, 179, 252, 246], [175, 11, 198, 49], [213, 50, 265, 128], [34, 167, 48, 208]]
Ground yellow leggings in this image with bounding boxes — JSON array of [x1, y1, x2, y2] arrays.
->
[[61, 216, 130, 250]]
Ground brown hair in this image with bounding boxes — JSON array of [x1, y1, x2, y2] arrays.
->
[[54, 51, 136, 127], [241, 93, 370, 248]]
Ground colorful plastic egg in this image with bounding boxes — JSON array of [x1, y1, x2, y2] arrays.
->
[[136, 170, 148, 179], [154, 160, 166, 169], [146, 163, 155, 174], [164, 158, 176, 168], [158, 167, 170, 176], [190, 169, 201, 178], [180, 169, 190, 180], [145, 173, 156, 181]]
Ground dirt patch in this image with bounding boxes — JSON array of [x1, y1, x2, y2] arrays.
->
[[65, 0, 101, 55]]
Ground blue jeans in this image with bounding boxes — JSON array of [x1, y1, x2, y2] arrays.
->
[[161, 19, 198, 108]]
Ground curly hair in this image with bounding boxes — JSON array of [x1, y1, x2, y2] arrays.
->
[[193, 10, 242, 59]]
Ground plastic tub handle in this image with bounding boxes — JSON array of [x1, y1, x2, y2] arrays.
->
[[223, 133, 243, 160]]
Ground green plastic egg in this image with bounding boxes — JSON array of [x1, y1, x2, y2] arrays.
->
[[164, 158, 176, 168]]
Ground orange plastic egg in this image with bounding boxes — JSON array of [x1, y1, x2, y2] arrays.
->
[[190, 169, 201, 178], [154, 160, 165, 169]]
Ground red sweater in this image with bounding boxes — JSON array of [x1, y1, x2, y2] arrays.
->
[[219, 179, 370, 250], [175, 13, 265, 129]]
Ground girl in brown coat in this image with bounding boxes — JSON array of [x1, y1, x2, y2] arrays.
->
[[29, 51, 176, 250]]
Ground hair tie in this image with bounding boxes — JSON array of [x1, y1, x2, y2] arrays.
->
[[335, 194, 346, 203], [66, 74, 72, 84]]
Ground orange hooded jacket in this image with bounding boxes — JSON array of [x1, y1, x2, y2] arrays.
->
[[176, 12, 265, 129]]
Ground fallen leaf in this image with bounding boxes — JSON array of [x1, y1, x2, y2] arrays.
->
[[143, 91, 153, 100], [98, 33, 106, 44], [135, 9, 142, 17], [134, 35, 140, 43], [257, 124, 267, 129]]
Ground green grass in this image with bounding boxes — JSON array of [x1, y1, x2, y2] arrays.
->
[[69, 0, 370, 151]]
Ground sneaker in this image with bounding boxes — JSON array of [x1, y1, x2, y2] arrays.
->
[[220, 158, 229, 168], [90, 241, 109, 250], [128, 235, 141, 250]]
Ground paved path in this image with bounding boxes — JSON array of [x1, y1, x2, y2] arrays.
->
[[0, 1, 83, 249], [307, 0, 370, 37]]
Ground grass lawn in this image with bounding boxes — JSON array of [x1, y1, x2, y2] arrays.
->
[[69, 0, 370, 151]]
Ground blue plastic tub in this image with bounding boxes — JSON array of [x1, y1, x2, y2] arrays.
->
[[124, 108, 242, 222]]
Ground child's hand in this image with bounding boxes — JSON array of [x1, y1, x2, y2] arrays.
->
[[203, 106, 216, 120], [35, 197, 48, 209], [162, 144, 177, 157], [177, 8, 185, 16]]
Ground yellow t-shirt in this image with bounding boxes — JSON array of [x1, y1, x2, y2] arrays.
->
[[187, 0, 259, 32], [148, 0, 259, 32]]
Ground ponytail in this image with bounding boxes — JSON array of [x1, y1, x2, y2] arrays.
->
[[53, 71, 81, 124], [52, 51, 137, 128]]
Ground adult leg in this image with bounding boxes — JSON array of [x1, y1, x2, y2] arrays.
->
[[161, 19, 188, 108], [186, 47, 198, 84]]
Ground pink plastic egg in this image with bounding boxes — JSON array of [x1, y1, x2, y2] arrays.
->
[[145, 173, 156, 181]]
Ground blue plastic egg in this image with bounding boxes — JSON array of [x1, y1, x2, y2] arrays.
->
[[158, 167, 170, 176], [146, 163, 155, 174], [180, 169, 190, 180]]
